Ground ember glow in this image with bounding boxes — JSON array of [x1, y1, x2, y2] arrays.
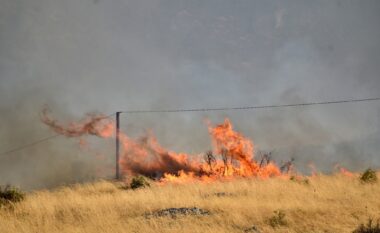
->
[[41, 110, 352, 183]]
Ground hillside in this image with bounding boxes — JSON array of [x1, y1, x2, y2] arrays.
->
[[0, 174, 379, 233]]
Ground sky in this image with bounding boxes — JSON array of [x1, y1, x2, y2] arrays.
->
[[0, 0, 380, 189]]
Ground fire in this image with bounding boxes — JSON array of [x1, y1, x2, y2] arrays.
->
[[41, 109, 287, 183], [308, 163, 318, 177], [204, 119, 280, 178], [334, 164, 354, 177]]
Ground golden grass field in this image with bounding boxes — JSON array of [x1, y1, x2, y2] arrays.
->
[[0, 173, 379, 233]]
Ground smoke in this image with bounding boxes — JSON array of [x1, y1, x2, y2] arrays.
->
[[1, 0, 380, 189], [41, 107, 114, 138]]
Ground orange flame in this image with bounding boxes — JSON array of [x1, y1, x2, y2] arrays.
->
[[308, 163, 318, 177], [334, 164, 354, 177]]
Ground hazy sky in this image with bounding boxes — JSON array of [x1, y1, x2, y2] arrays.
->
[[1, 0, 379, 189]]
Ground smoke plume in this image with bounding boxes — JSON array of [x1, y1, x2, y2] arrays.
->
[[1, 0, 379, 189]]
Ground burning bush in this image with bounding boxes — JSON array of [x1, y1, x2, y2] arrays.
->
[[360, 168, 377, 183], [130, 176, 150, 190], [353, 218, 380, 233], [0, 185, 24, 206]]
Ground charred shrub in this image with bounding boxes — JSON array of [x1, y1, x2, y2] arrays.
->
[[0, 185, 24, 206], [130, 176, 150, 190], [353, 218, 380, 233], [268, 210, 287, 228], [360, 168, 377, 184]]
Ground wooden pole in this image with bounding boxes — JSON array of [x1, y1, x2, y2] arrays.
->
[[116, 112, 121, 179]]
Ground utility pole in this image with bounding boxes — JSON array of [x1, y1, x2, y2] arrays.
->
[[115, 111, 121, 179]]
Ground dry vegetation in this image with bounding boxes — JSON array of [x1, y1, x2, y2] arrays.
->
[[0, 173, 379, 233]]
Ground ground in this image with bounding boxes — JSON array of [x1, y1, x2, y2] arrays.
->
[[0, 173, 379, 233]]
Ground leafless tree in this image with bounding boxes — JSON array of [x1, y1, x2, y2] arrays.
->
[[204, 150, 216, 172], [280, 158, 295, 174], [259, 151, 272, 168], [221, 149, 229, 176]]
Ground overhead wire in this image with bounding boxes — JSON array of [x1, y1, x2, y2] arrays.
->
[[120, 97, 380, 114]]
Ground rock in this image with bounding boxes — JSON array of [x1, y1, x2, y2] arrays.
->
[[146, 207, 210, 218], [214, 192, 234, 197], [202, 192, 235, 198], [244, 225, 260, 233]]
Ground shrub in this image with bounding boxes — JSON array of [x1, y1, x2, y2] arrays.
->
[[360, 168, 377, 183], [268, 210, 287, 228], [0, 185, 24, 206], [130, 176, 150, 190], [290, 175, 309, 185], [353, 218, 380, 233]]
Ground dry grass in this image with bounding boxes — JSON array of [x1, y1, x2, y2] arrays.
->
[[0, 173, 379, 233]]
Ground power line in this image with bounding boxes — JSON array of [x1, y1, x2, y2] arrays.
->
[[0, 112, 117, 157], [120, 97, 380, 114], [0, 134, 60, 157]]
